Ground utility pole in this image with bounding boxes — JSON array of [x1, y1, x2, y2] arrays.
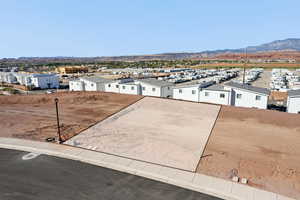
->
[[242, 48, 247, 85], [55, 98, 63, 144]]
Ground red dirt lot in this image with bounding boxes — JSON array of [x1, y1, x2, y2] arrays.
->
[[0, 92, 142, 142], [197, 106, 300, 199]]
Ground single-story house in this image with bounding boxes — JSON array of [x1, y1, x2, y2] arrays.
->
[[0, 72, 59, 89], [119, 82, 142, 95], [199, 85, 232, 105], [137, 79, 174, 98], [287, 89, 300, 114], [104, 78, 134, 94], [30, 74, 59, 89], [69, 79, 85, 91], [173, 81, 215, 102], [69, 76, 112, 91], [224, 81, 270, 109]]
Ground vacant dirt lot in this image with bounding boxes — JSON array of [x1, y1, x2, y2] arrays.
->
[[0, 92, 142, 142], [66, 97, 220, 171], [197, 106, 300, 199]]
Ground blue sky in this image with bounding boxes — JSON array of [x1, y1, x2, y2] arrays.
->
[[1, 0, 299, 58]]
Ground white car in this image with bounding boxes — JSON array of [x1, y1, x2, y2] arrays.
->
[[46, 90, 55, 94]]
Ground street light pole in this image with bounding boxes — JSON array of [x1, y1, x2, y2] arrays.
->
[[55, 98, 63, 144], [242, 48, 247, 85]]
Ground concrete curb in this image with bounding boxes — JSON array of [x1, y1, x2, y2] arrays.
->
[[0, 137, 295, 200]]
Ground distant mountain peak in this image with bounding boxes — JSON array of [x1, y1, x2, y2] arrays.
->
[[244, 38, 300, 53]]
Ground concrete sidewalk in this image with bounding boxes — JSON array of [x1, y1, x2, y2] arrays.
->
[[0, 137, 294, 200]]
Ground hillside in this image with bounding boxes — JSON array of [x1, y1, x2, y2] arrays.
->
[[1, 38, 300, 63]]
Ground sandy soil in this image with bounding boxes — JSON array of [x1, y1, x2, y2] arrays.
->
[[197, 106, 300, 199], [66, 97, 220, 171], [0, 92, 142, 142]]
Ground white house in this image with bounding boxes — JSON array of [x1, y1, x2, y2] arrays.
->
[[224, 81, 270, 109], [105, 81, 120, 93], [119, 82, 141, 95], [287, 89, 300, 114], [173, 84, 201, 102], [105, 78, 134, 94], [15, 73, 32, 86], [173, 81, 215, 102], [69, 79, 85, 91], [69, 76, 112, 92], [0, 72, 59, 89], [200, 85, 232, 105], [0, 72, 17, 84], [80, 77, 112, 91], [30, 74, 59, 89], [137, 79, 173, 97]]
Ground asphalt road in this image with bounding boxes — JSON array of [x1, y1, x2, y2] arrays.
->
[[0, 148, 222, 200]]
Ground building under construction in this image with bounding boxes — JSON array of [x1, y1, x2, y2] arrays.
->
[[56, 66, 88, 74]]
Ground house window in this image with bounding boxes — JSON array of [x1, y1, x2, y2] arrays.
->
[[205, 92, 209, 96], [220, 93, 225, 98], [152, 88, 156, 92], [142, 87, 145, 91], [192, 90, 196, 95], [179, 89, 183, 93], [91, 83, 94, 87], [255, 95, 261, 100], [237, 94, 242, 99], [108, 84, 111, 87], [131, 86, 134, 90], [116, 85, 119, 88], [122, 86, 126, 89]]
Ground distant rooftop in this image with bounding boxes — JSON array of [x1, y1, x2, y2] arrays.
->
[[288, 89, 300, 97], [174, 81, 215, 89], [80, 76, 112, 84], [139, 78, 174, 87], [204, 84, 230, 92], [31, 73, 57, 77], [224, 81, 270, 95]]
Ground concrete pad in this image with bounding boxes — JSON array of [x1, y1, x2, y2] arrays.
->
[[210, 177, 233, 196], [231, 183, 254, 200], [174, 170, 195, 183], [143, 163, 165, 174], [277, 195, 295, 200], [253, 187, 276, 200], [77, 150, 108, 162], [158, 166, 181, 179], [102, 154, 120, 163], [114, 157, 133, 166], [193, 173, 214, 189], [129, 160, 147, 171], [66, 97, 220, 171]]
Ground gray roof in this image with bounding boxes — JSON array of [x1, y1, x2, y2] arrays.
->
[[139, 79, 174, 87], [81, 76, 113, 84], [204, 85, 230, 92], [31, 73, 57, 77], [224, 81, 270, 95], [174, 81, 215, 89], [288, 89, 300, 97], [120, 82, 139, 86], [174, 84, 202, 89]]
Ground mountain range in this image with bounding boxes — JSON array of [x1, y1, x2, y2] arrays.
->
[[2, 38, 300, 62]]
